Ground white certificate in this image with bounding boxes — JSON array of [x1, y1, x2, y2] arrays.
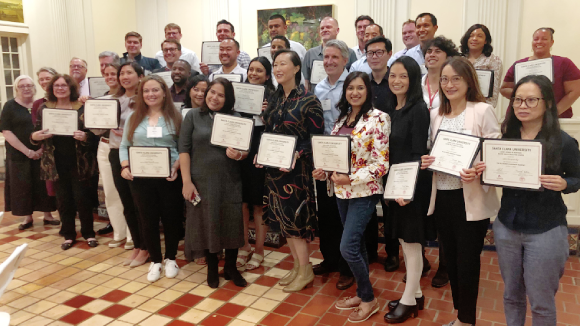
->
[[481, 139, 543, 190], [384, 162, 421, 201], [213, 74, 243, 82], [88, 77, 109, 98], [233, 83, 265, 115], [153, 71, 173, 88], [310, 60, 327, 85], [129, 146, 171, 178], [258, 47, 272, 62], [84, 99, 119, 129], [429, 130, 481, 177], [210, 113, 254, 151], [476, 70, 494, 98], [312, 135, 351, 174], [181, 108, 191, 119], [174, 102, 183, 111], [202, 41, 221, 64], [42, 108, 78, 136], [515, 58, 554, 83], [256, 132, 298, 169]]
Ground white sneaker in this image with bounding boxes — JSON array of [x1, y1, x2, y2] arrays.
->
[[147, 262, 163, 282], [108, 239, 125, 248], [164, 259, 179, 278], [124, 240, 134, 250]]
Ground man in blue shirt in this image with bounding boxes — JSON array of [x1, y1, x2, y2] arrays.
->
[[349, 24, 384, 75], [387, 19, 421, 67]]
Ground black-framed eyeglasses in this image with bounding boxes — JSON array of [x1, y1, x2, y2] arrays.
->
[[163, 48, 178, 53], [366, 50, 385, 58], [512, 97, 544, 108]]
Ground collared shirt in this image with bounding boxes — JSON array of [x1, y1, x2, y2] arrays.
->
[[351, 45, 365, 60], [209, 63, 247, 82], [263, 40, 307, 60], [370, 71, 391, 115], [349, 56, 372, 74], [170, 84, 187, 103], [302, 45, 358, 86], [208, 50, 251, 75], [421, 74, 440, 111], [155, 46, 201, 73], [121, 52, 162, 73], [387, 44, 425, 67], [314, 69, 349, 134], [78, 78, 89, 97]]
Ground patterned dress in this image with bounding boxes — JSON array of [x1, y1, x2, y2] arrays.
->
[[262, 85, 324, 241]]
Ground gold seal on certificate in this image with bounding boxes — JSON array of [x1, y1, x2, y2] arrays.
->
[[153, 71, 173, 88], [515, 58, 554, 83], [481, 139, 543, 190], [233, 83, 265, 115], [42, 108, 78, 136], [213, 74, 243, 83], [429, 130, 481, 177], [310, 60, 327, 85], [256, 132, 298, 170], [476, 69, 494, 98], [129, 146, 171, 178], [384, 162, 421, 201], [210, 113, 254, 151], [258, 47, 272, 62], [88, 77, 109, 98], [84, 99, 120, 129], [311, 135, 351, 174], [202, 41, 221, 64]]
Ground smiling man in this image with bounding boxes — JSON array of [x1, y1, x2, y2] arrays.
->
[[69, 57, 89, 96], [349, 24, 384, 74], [200, 20, 251, 76], [403, 13, 438, 68], [387, 19, 422, 67], [153, 40, 182, 73], [209, 38, 247, 82], [352, 15, 374, 60], [120, 32, 161, 73], [154, 23, 200, 73], [169, 60, 191, 102], [262, 14, 307, 60]]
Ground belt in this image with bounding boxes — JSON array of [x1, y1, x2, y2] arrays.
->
[[100, 137, 109, 144]]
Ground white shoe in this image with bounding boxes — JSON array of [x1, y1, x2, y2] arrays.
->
[[164, 259, 179, 278], [124, 240, 134, 250], [108, 239, 125, 248], [147, 262, 163, 282]]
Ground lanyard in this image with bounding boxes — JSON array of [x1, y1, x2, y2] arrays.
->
[[426, 76, 438, 111]]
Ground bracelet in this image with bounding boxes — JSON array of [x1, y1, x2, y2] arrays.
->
[[237, 151, 242, 160]]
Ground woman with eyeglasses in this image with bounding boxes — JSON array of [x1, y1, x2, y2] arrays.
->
[[420, 57, 500, 326]]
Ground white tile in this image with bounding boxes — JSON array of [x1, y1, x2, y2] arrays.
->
[[178, 308, 210, 324], [228, 320, 256, 326], [265, 252, 288, 260], [241, 284, 269, 296], [77, 315, 113, 326], [194, 298, 225, 312], [189, 284, 216, 297], [250, 297, 279, 312], [229, 293, 259, 307], [262, 288, 289, 301], [236, 307, 268, 323], [264, 268, 291, 279]]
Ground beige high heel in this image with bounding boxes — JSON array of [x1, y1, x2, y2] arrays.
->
[[283, 262, 314, 293], [278, 259, 300, 286]]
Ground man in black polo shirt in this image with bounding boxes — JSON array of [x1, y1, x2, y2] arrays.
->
[[366, 36, 393, 115]]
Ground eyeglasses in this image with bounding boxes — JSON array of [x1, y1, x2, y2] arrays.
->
[[17, 85, 34, 89], [69, 65, 86, 70], [366, 50, 386, 58], [163, 48, 178, 53], [512, 97, 544, 108], [53, 84, 69, 89], [440, 76, 463, 86], [166, 32, 179, 36]]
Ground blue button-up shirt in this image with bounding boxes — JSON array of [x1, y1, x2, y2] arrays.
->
[[314, 69, 349, 134], [349, 56, 372, 75], [387, 44, 425, 67]]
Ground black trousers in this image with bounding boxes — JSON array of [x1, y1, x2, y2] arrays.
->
[[130, 176, 184, 263], [55, 168, 95, 241], [380, 200, 400, 258], [435, 189, 489, 324]]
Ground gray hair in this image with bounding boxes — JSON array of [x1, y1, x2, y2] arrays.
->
[[98, 51, 120, 65], [70, 57, 88, 67], [14, 75, 36, 97], [324, 39, 349, 60], [36, 67, 57, 76]]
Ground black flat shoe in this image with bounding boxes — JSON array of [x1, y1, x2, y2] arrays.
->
[[87, 240, 99, 248], [384, 302, 418, 323], [388, 295, 425, 311], [18, 222, 33, 230], [224, 267, 247, 287], [97, 223, 114, 235], [43, 219, 60, 226], [383, 255, 400, 272], [207, 273, 219, 288], [61, 241, 75, 250], [431, 267, 449, 288]]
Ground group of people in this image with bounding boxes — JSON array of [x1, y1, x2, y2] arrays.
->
[[1, 11, 580, 326]]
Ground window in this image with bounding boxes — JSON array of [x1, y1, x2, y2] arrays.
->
[[1, 36, 20, 102]]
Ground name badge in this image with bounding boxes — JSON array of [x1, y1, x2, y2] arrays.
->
[[321, 99, 332, 111], [147, 126, 163, 138]]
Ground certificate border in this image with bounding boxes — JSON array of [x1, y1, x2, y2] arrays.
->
[[480, 138, 545, 191], [257, 47, 272, 61], [476, 69, 494, 98], [201, 41, 222, 65], [209, 113, 255, 151], [128, 146, 171, 178], [232, 83, 266, 115], [83, 98, 121, 129], [88, 77, 107, 98], [427, 129, 481, 177], [42, 108, 79, 136], [256, 132, 298, 170], [311, 134, 351, 174], [383, 161, 421, 201], [213, 74, 243, 83], [514, 57, 554, 84], [310, 60, 326, 85]]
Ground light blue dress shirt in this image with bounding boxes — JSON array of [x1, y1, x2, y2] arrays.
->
[[314, 69, 349, 134], [349, 56, 372, 75], [387, 44, 425, 67]]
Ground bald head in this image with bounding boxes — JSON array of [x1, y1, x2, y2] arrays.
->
[[320, 17, 339, 44]]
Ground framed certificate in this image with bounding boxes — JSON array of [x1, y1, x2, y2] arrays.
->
[[476, 70, 494, 98], [310, 60, 327, 85], [213, 74, 243, 83], [181, 108, 191, 119], [88, 77, 109, 98], [481, 139, 544, 190], [258, 47, 272, 62], [153, 71, 173, 88], [515, 58, 554, 83], [42, 108, 78, 136], [311, 135, 351, 174], [173, 102, 183, 111], [384, 161, 421, 201], [256, 132, 298, 170], [428, 130, 481, 177], [129, 146, 171, 178], [202, 41, 221, 64], [210, 113, 254, 151], [84, 99, 120, 129], [233, 83, 265, 115]]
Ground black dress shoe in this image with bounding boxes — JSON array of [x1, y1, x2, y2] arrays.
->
[[336, 275, 355, 290], [97, 223, 114, 235], [87, 240, 99, 248], [43, 219, 60, 226], [388, 295, 425, 311], [61, 241, 75, 250], [384, 302, 418, 323], [383, 256, 400, 272], [224, 267, 248, 287], [402, 257, 432, 283], [18, 222, 33, 230], [431, 266, 449, 288], [313, 263, 337, 275]]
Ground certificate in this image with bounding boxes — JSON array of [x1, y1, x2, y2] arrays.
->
[[84, 99, 120, 129], [256, 132, 298, 169], [310, 60, 327, 85], [153, 71, 173, 88], [258, 46, 272, 62], [174, 102, 183, 111], [210, 113, 254, 151], [213, 74, 243, 82], [129, 146, 171, 178], [202, 41, 221, 64], [515, 58, 554, 83], [42, 108, 78, 136], [181, 108, 191, 119], [312, 135, 351, 174], [476, 70, 494, 98], [88, 77, 109, 98], [233, 83, 265, 115], [428, 130, 481, 177], [384, 162, 421, 201], [481, 139, 543, 190]]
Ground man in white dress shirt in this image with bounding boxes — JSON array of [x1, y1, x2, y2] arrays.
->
[[155, 23, 201, 73], [387, 19, 421, 67], [69, 57, 89, 96], [261, 14, 307, 60], [351, 15, 374, 60], [349, 24, 384, 75], [209, 38, 247, 82]]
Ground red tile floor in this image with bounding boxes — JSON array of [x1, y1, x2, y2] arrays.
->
[[0, 183, 579, 325]]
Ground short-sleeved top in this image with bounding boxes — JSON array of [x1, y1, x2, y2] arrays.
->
[[504, 55, 580, 118], [0, 99, 39, 161]]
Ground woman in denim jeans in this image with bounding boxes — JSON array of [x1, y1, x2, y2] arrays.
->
[[313, 71, 390, 323]]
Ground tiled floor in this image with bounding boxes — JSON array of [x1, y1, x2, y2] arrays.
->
[[1, 208, 580, 325]]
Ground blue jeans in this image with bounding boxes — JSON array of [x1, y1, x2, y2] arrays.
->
[[494, 219, 569, 326], [336, 194, 380, 302]]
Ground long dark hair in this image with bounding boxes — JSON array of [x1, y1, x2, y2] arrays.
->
[[115, 61, 144, 97], [501, 75, 561, 173], [272, 49, 301, 86], [200, 78, 235, 115], [385, 56, 423, 110], [336, 72, 374, 125], [460, 24, 493, 57], [246, 57, 275, 98], [183, 75, 209, 108], [438, 57, 485, 115]]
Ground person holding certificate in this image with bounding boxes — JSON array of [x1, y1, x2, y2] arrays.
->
[[420, 57, 500, 326], [179, 78, 249, 288], [500, 27, 580, 118], [480, 75, 580, 325], [313, 71, 389, 323], [119, 75, 184, 282], [31, 74, 99, 250], [260, 49, 324, 293]]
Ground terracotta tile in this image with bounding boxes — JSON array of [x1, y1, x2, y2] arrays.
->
[[214, 302, 246, 317], [63, 294, 95, 308], [138, 314, 173, 326], [318, 312, 348, 325], [166, 321, 196, 326], [287, 313, 319, 326], [260, 312, 292, 326], [300, 294, 336, 315], [99, 304, 133, 318], [273, 302, 301, 317], [158, 303, 190, 318], [199, 314, 232, 326], [174, 293, 205, 307], [254, 275, 280, 287], [59, 309, 94, 324], [209, 288, 239, 301], [101, 289, 132, 302], [284, 293, 311, 306]]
